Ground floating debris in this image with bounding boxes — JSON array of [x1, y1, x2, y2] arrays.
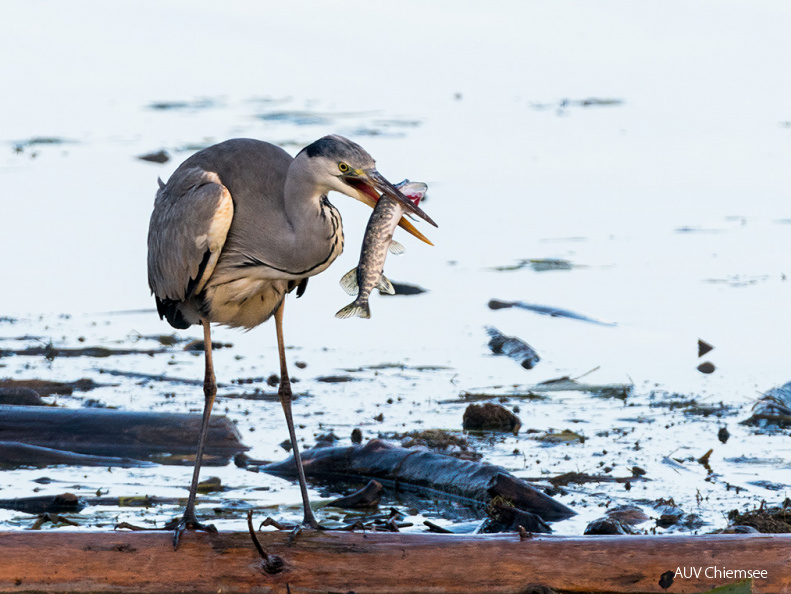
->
[[742, 381, 791, 428], [530, 429, 585, 445], [531, 377, 632, 399], [727, 502, 791, 533], [488, 299, 616, 326], [485, 326, 540, 370]]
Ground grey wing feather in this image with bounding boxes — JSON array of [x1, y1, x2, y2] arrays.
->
[[147, 167, 234, 302]]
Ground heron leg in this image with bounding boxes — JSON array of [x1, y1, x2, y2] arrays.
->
[[274, 300, 320, 529], [172, 319, 219, 549]]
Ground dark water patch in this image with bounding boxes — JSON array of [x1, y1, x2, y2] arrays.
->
[[257, 110, 371, 126], [349, 127, 405, 138], [490, 258, 575, 272], [137, 149, 170, 164], [649, 393, 739, 417], [316, 375, 358, 383], [343, 362, 452, 372], [675, 226, 725, 234], [747, 480, 788, 492], [489, 299, 617, 327], [705, 274, 771, 287], [531, 97, 624, 114], [95, 367, 228, 387], [1, 344, 168, 359], [147, 97, 223, 111], [12, 137, 76, 153], [382, 281, 427, 296]]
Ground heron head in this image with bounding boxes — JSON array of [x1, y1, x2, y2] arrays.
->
[[299, 135, 437, 243]]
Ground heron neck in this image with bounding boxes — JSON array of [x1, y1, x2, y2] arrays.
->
[[281, 161, 342, 270]]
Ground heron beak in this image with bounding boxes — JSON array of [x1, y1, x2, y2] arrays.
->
[[345, 169, 437, 246], [365, 170, 438, 228]]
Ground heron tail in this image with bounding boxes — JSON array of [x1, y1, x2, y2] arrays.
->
[[335, 300, 371, 320]]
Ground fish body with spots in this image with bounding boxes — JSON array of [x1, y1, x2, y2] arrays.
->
[[336, 181, 428, 319]]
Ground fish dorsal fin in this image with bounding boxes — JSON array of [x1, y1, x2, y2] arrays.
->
[[339, 268, 359, 295], [377, 274, 395, 295], [388, 240, 405, 255]]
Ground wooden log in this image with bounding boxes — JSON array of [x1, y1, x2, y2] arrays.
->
[[0, 530, 788, 593], [0, 441, 155, 468], [259, 439, 574, 521], [0, 405, 248, 464]]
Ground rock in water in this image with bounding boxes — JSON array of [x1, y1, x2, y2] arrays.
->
[[463, 403, 521, 434]]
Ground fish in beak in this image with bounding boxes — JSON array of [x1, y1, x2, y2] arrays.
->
[[345, 169, 437, 246]]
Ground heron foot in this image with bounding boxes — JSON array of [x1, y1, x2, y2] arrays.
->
[[167, 513, 217, 550]]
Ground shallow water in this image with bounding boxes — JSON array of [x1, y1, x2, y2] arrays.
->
[[1, 0, 790, 534]]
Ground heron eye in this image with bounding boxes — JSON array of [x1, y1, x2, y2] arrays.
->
[[338, 162, 349, 173]]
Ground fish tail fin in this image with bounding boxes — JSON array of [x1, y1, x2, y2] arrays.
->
[[377, 274, 395, 295], [335, 300, 371, 320], [339, 268, 359, 295]]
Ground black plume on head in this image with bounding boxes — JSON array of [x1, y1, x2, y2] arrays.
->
[[300, 135, 373, 166]]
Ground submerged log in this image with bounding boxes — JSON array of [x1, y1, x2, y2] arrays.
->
[[0, 441, 155, 468], [260, 440, 574, 522], [0, 405, 248, 464], [0, 378, 100, 396], [0, 531, 788, 593], [0, 493, 243, 515]]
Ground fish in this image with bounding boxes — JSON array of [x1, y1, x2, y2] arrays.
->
[[335, 180, 428, 319]]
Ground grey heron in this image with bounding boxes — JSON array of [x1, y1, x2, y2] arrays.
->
[[147, 135, 436, 548]]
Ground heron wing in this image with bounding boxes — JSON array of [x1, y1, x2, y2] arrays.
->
[[147, 167, 234, 302]]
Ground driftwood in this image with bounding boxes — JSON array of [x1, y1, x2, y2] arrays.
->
[[0, 405, 248, 464], [0, 531, 788, 593], [0, 378, 100, 396], [258, 440, 574, 522], [0, 493, 240, 515], [0, 441, 154, 468], [326, 479, 383, 509], [0, 387, 45, 406]]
